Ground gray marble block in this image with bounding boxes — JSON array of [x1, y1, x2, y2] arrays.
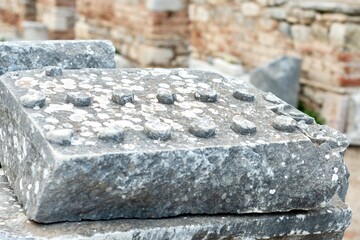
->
[[0, 40, 116, 75], [0, 169, 351, 239], [0, 68, 349, 223]]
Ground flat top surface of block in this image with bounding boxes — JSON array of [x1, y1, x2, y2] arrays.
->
[[0, 68, 349, 223], [3, 68, 309, 155]]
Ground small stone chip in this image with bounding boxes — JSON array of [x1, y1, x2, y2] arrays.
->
[[273, 116, 297, 133], [44, 66, 63, 77], [231, 116, 257, 135], [66, 92, 92, 107], [233, 90, 255, 102], [112, 89, 134, 106], [189, 118, 216, 138], [20, 90, 46, 108], [144, 121, 172, 141], [46, 129, 73, 146], [98, 125, 125, 142], [194, 89, 218, 102], [157, 89, 176, 104]]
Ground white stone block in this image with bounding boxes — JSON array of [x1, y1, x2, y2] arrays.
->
[[146, 0, 183, 12]]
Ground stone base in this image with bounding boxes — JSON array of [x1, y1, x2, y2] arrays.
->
[[0, 169, 351, 240]]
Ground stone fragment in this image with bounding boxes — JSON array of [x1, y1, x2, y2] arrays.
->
[[189, 117, 216, 138], [291, 25, 311, 41], [20, 90, 46, 108], [272, 115, 297, 132], [241, 2, 261, 17], [194, 88, 218, 102], [250, 56, 301, 107], [330, 23, 360, 50], [231, 116, 257, 135], [0, 170, 352, 240], [46, 129, 73, 146], [66, 92, 92, 107], [156, 89, 176, 104], [233, 89, 255, 102], [0, 68, 350, 223], [111, 89, 134, 106], [45, 66, 62, 76], [144, 121, 172, 141], [98, 125, 125, 142], [0, 40, 116, 75]]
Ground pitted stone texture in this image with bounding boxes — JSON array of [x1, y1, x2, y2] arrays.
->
[[20, 90, 46, 108], [0, 40, 116, 75], [231, 116, 257, 135], [144, 121, 172, 141], [45, 66, 63, 77], [46, 129, 74, 146], [0, 171, 351, 239], [233, 89, 255, 102], [194, 88, 218, 102], [157, 89, 176, 104], [66, 92, 92, 107], [111, 89, 134, 106], [0, 182, 350, 239], [0, 68, 350, 223]]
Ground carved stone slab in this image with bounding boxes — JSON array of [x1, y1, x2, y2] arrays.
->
[[0, 40, 116, 75], [0, 169, 351, 240], [0, 68, 349, 223]]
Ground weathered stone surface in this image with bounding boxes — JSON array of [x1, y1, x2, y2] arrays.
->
[[293, 1, 360, 15], [250, 56, 301, 107], [146, 0, 184, 12], [0, 68, 349, 223], [0, 170, 351, 240], [346, 92, 360, 145], [0, 40, 116, 75]]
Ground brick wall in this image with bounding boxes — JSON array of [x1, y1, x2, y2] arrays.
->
[[76, 0, 190, 67], [189, 0, 360, 132]]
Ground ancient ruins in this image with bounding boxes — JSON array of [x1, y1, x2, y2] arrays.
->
[[0, 40, 353, 239]]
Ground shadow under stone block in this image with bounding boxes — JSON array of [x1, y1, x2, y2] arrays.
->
[[0, 68, 349, 223]]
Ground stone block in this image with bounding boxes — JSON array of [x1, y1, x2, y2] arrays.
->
[[250, 56, 301, 107], [0, 68, 349, 223], [346, 92, 360, 145], [291, 25, 311, 42], [138, 45, 174, 66], [330, 23, 360, 50], [22, 21, 48, 40], [146, 0, 183, 12], [294, 1, 360, 15], [0, 168, 351, 239], [320, 92, 349, 132], [241, 2, 261, 17], [0, 40, 116, 75]]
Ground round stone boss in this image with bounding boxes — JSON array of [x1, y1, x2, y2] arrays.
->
[[156, 89, 176, 104], [189, 118, 216, 138], [111, 89, 134, 106], [20, 90, 46, 108], [46, 129, 74, 146], [44, 66, 63, 77], [66, 92, 92, 107], [231, 116, 257, 135], [144, 121, 172, 141], [272, 115, 297, 132], [194, 89, 218, 102], [233, 89, 255, 102], [98, 125, 125, 143]]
